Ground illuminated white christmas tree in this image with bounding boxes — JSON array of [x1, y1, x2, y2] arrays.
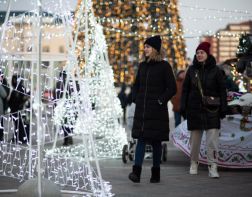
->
[[74, 0, 127, 158]]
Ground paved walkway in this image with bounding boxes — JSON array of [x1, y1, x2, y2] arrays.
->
[[100, 141, 252, 197], [0, 115, 251, 196], [0, 141, 251, 197]]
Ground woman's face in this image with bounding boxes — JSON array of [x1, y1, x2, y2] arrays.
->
[[196, 50, 208, 63], [144, 44, 153, 57]]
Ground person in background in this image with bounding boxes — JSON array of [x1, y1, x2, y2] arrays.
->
[[171, 70, 186, 127], [221, 70, 239, 92], [9, 74, 29, 144], [0, 71, 10, 113], [53, 70, 74, 146], [128, 35, 176, 183], [118, 83, 127, 125], [180, 42, 227, 178], [0, 71, 7, 142], [126, 86, 135, 131]]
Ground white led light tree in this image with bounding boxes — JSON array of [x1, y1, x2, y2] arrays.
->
[[75, 0, 127, 158], [0, 0, 112, 196]]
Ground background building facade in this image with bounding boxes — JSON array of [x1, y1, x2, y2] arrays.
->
[[0, 11, 68, 89], [201, 20, 252, 63]]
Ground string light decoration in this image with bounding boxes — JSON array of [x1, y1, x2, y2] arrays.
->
[[0, 8, 249, 47], [88, 0, 187, 84], [235, 33, 252, 91], [220, 34, 252, 94], [100, 26, 246, 40], [0, 0, 113, 196], [74, 0, 127, 158], [237, 33, 252, 57]]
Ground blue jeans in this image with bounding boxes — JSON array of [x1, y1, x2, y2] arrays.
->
[[174, 112, 182, 127], [134, 138, 162, 167]]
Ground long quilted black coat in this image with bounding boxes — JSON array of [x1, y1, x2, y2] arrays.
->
[[132, 60, 176, 141], [180, 55, 227, 131]]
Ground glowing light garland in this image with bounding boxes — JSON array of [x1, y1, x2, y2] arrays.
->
[[92, 0, 187, 83], [97, 15, 252, 24], [74, 0, 128, 158], [91, 0, 251, 15], [0, 0, 114, 196], [0, 6, 249, 50]]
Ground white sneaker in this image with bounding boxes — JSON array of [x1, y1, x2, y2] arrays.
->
[[208, 163, 220, 178], [189, 161, 198, 175]]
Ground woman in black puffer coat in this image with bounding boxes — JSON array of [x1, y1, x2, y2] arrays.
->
[[128, 35, 176, 183], [180, 42, 227, 178]]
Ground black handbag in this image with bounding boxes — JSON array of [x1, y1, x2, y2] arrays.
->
[[202, 96, 220, 107], [196, 71, 220, 108]]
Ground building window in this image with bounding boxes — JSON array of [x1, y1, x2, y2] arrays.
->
[[59, 46, 65, 53], [27, 46, 32, 52], [42, 46, 50, 52], [42, 61, 50, 68]]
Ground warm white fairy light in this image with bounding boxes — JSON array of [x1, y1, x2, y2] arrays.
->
[[97, 14, 252, 25], [0, 7, 249, 50], [72, 0, 127, 158], [179, 3, 251, 15], [92, 0, 251, 15], [0, 142, 113, 196], [99, 26, 245, 40], [87, 15, 127, 157]]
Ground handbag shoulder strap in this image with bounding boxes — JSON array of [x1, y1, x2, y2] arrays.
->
[[195, 71, 204, 98], [195, 71, 219, 113]]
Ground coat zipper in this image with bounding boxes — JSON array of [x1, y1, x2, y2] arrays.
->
[[202, 64, 208, 130], [198, 66, 205, 131], [141, 67, 150, 132]]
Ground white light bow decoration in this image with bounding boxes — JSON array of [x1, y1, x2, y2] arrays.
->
[[0, 0, 113, 196]]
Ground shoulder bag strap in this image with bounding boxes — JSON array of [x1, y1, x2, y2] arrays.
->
[[195, 71, 204, 98], [196, 71, 219, 113]]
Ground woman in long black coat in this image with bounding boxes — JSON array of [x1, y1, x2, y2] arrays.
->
[[128, 35, 176, 183], [180, 42, 227, 178]]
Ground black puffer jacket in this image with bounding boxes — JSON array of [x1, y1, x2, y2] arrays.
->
[[132, 60, 176, 141], [180, 55, 227, 130]]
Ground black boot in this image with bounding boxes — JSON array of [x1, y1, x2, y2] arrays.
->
[[150, 167, 160, 183], [68, 136, 73, 145], [63, 137, 69, 146], [128, 165, 142, 183]]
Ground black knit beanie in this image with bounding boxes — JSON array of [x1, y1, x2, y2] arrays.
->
[[144, 35, 162, 52]]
